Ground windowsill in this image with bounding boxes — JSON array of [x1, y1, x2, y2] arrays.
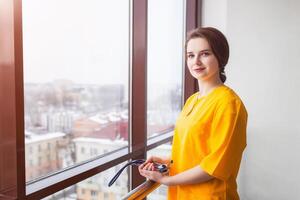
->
[[121, 180, 161, 200]]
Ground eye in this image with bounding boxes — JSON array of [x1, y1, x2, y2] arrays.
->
[[201, 52, 210, 57], [187, 54, 194, 59]]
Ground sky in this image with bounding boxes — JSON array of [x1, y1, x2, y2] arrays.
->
[[22, 0, 184, 92]]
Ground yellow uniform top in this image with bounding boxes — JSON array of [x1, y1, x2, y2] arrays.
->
[[168, 85, 247, 200]]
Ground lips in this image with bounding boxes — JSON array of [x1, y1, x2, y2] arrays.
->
[[193, 67, 206, 73]]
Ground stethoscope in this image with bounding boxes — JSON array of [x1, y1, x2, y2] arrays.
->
[[108, 159, 168, 187]]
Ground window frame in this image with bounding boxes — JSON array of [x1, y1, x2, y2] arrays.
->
[[0, 0, 200, 199]]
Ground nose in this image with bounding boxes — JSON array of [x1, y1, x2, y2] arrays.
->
[[195, 54, 202, 65]]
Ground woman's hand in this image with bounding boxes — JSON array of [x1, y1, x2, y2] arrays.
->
[[138, 162, 170, 185], [144, 155, 171, 165]]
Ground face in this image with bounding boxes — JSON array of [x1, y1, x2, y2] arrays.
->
[[186, 37, 220, 82]]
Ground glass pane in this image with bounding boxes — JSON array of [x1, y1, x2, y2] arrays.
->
[[23, 0, 130, 182], [147, 0, 184, 138], [43, 162, 129, 200], [147, 143, 172, 199]]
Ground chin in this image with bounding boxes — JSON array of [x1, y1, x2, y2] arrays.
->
[[194, 74, 207, 80]]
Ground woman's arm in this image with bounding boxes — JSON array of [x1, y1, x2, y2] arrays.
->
[[139, 163, 214, 186]]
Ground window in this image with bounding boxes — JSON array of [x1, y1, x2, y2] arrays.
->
[[29, 146, 33, 154], [44, 161, 128, 200], [147, 0, 184, 138], [42, 186, 75, 200], [0, 0, 199, 199], [90, 148, 98, 156], [91, 190, 97, 196], [23, 0, 130, 182], [81, 147, 85, 154], [38, 157, 42, 166]]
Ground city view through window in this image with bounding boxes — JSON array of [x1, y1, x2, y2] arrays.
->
[[23, 0, 131, 183], [22, 0, 184, 199], [147, 0, 184, 138]]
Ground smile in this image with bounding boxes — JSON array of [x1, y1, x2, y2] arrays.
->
[[193, 67, 206, 73]]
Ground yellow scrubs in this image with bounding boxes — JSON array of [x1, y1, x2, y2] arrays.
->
[[168, 85, 247, 200]]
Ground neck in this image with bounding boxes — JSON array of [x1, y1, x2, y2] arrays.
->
[[197, 77, 223, 98]]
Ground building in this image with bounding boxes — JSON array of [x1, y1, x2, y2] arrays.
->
[[25, 131, 67, 181], [73, 138, 128, 200]]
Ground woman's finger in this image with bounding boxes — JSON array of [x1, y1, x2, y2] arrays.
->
[[144, 163, 152, 170], [148, 163, 153, 171], [138, 163, 144, 171]]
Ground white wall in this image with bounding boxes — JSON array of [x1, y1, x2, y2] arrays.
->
[[202, 0, 300, 199]]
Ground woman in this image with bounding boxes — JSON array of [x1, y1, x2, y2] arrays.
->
[[139, 27, 247, 199]]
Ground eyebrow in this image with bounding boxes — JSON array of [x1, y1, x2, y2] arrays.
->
[[187, 49, 212, 54]]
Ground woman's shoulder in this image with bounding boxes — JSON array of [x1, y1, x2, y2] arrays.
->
[[213, 86, 247, 114], [214, 85, 244, 103]]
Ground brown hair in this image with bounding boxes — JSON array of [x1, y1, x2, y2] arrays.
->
[[186, 27, 229, 83]]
